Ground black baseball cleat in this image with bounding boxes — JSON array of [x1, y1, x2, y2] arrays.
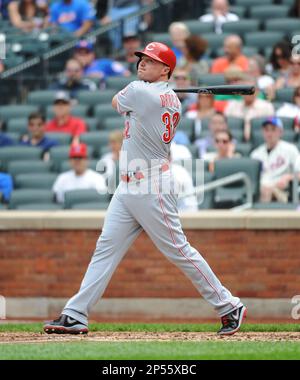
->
[[217, 305, 247, 336], [43, 314, 89, 335]]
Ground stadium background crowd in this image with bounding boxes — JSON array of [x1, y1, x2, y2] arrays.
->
[[1, 0, 300, 211]]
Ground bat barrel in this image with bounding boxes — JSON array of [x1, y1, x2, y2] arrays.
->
[[174, 85, 255, 95]]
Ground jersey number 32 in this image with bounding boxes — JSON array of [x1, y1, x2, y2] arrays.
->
[[162, 112, 180, 144]]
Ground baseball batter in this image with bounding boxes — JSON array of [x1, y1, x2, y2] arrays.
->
[[44, 42, 247, 336]]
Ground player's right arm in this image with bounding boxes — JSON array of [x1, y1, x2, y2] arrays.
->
[[112, 81, 138, 114]]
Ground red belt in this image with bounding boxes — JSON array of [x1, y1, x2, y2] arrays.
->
[[121, 163, 169, 183]]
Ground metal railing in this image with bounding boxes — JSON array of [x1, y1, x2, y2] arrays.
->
[[178, 172, 253, 211]]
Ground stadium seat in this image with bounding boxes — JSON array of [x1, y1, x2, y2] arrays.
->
[[176, 118, 194, 141], [253, 202, 297, 210], [231, 129, 244, 142], [196, 171, 215, 210], [235, 142, 252, 157], [186, 144, 199, 159], [9, 189, 54, 209], [264, 18, 300, 35], [214, 158, 261, 208], [106, 76, 137, 91], [198, 74, 226, 86], [227, 117, 244, 132], [77, 90, 115, 107], [205, 5, 246, 18], [27, 90, 57, 107], [222, 19, 260, 36], [46, 104, 88, 119], [5, 132, 20, 143], [6, 118, 28, 135], [251, 116, 294, 134], [102, 117, 125, 131], [252, 129, 295, 148], [7, 160, 52, 177], [71, 202, 110, 210], [63, 189, 110, 209], [15, 203, 64, 210], [275, 87, 295, 103], [148, 33, 172, 46], [84, 117, 99, 131], [45, 132, 72, 145], [183, 20, 214, 34], [80, 131, 112, 156], [0, 146, 43, 171], [94, 104, 118, 121], [0, 105, 38, 122], [4, 55, 24, 68], [249, 5, 290, 21], [201, 33, 228, 51], [235, 0, 273, 6], [244, 32, 285, 50], [14, 173, 57, 189]]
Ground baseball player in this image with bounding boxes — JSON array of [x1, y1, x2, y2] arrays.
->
[[44, 42, 247, 336]]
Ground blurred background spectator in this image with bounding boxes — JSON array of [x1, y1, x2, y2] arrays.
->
[[49, 0, 95, 37], [289, 0, 300, 17], [277, 87, 300, 122], [49, 58, 97, 98], [247, 56, 274, 92], [225, 79, 274, 141], [0, 172, 13, 203], [275, 55, 300, 90], [114, 34, 142, 73], [53, 143, 106, 203], [267, 41, 292, 76], [203, 129, 239, 173], [200, 0, 239, 34], [0, 0, 11, 19], [20, 112, 59, 158], [45, 91, 87, 143], [251, 117, 300, 203], [178, 35, 209, 85], [171, 68, 197, 113], [8, 0, 48, 33], [99, 129, 123, 184], [73, 40, 130, 80], [168, 22, 191, 61], [211, 35, 249, 74], [0, 133, 15, 147]]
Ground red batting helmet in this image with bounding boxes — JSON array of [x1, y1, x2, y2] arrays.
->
[[135, 42, 176, 77]]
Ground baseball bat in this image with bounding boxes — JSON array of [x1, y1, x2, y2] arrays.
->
[[174, 85, 255, 95]]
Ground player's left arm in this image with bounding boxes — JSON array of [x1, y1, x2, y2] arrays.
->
[[112, 95, 118, 110]]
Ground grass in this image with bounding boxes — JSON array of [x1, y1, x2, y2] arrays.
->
[[0, 323, 299, 360], [0, 322, 300, 333], [0, 341, 299, 360]]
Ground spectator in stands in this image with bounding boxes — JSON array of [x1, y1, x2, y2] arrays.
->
[[251, 117, 300, 203], [49, 0, 95, 37], [45, 91, 87, 143], [179, 35, 209, 85], [99, 0, 147, 50], [247, 55, 274, 92], [186, 93, 217, 139], [20, 112, 59, 158], [277, 86, 300, 126], [267, 41, 292, 76], [168, 22, 190, 61], [8, 0, 48, 32], [171, 68, 197, 113], [225, 79, 274, 141], [0, 0, 11, 19], [203, 129, 239, 173], [0, 60, 4, 74], [50, 58, 97, 99], [211, 35, 249, 74], [0, 172, 13, 203], [73, 40, 130, 80], [114, 34, 142, 74], [200, 0, 239, 34], [195, 112, 228, 158], [53, 143, 107, 203], [99, 130, 123, 185], [0, 133, 15, 147], [275, 55, 300, 90]]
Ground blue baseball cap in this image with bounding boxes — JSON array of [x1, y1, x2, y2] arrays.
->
[[262, 116, 283, 129], [75, 40, 94, 51]]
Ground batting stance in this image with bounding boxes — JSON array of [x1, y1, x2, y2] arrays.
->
[[44, 42, 247, 336]]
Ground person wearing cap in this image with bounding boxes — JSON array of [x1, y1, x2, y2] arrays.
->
[[49, 0, 95, 37], [20, 112, 59, 159], [44, 41, 247, 337], [114, 34, 142, 74], [45, 91, 87, 143], [49, 58, 97, 98], [73, 40, 130, 80], [52, 143, 106, 203], [251, 117, 300, 203]]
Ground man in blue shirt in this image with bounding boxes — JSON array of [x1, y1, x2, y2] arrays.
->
[[0, 0, 11, 19], [20, 112, 59, 158], [50, 0, 95, 37], [73, 40, 130, 79]]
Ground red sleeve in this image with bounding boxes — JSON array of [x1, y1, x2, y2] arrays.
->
[[73, 118, 87, 136], [45, 120, 54, 132]]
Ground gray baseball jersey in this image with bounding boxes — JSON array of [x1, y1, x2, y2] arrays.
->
[[62, 80, 242, 325]]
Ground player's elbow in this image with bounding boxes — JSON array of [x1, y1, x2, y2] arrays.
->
[[112, 95, 118, 110]]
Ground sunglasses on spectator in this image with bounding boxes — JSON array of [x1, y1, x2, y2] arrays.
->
[[215, 139, 230, 144]]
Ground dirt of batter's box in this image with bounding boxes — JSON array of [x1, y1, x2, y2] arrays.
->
[[0, 331, 300, 344]]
